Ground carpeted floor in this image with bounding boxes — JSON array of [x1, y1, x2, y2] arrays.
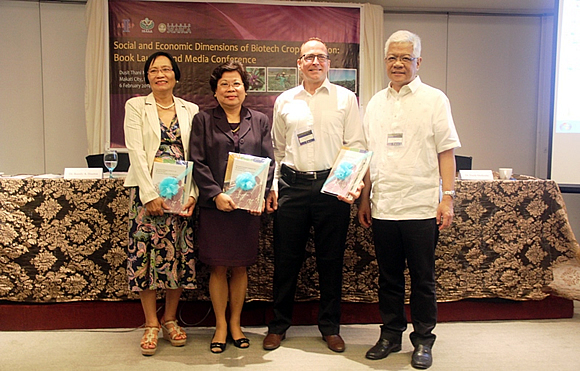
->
[[1, 300, 579, 371]]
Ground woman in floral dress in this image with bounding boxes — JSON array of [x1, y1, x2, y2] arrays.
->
[[123, 52, 199, 356]]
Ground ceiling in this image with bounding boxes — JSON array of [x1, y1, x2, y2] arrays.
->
[[293, 0, 558, 15], [36, 0, 559, 15]]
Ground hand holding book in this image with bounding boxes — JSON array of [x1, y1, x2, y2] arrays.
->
[[214, 192, 237, 212], [151, 160, 195, 214], [223, 153, 271, 212], [321, 147, 373, 202], [336, 179, 365, 204]]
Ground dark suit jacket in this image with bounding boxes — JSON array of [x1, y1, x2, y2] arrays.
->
[[189, 105, 275, 208]]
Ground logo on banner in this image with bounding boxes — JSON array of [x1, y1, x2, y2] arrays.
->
[[140, 18, 155, 33], [158, 23, 192, 34], [117, 19, 134, 33]]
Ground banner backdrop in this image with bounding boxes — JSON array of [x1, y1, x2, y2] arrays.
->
[[108, 0, 361, 148]]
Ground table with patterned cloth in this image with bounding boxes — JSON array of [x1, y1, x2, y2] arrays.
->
[[0, 177, 578, 303]]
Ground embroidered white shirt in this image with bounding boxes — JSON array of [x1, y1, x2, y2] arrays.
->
[[364, 76, 461, 219]]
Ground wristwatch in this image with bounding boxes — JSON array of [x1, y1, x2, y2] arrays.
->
[[443, 190, 455, 198]]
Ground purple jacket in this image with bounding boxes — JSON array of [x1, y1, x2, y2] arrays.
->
[[189, 105, 275, 208]]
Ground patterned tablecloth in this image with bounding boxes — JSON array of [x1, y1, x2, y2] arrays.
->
[[0, 177, 578, 303]]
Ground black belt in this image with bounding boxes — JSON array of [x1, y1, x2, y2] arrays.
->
[[281, 164, 331, 181]]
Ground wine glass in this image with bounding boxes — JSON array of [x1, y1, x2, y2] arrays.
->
[[103, 150, 118, 179]]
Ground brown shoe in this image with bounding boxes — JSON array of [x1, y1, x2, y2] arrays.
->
[[323, 334, 345, 353], [263, 332, 286, 350]]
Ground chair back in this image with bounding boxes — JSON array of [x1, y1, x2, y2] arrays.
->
[[85, 153, 130, 172], [455, 155, 472, 171]]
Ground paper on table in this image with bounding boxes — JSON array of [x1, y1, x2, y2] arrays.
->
[[33, 174, 63, 179]]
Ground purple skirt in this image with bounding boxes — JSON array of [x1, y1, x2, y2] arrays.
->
[[197, 207, 260, 266]]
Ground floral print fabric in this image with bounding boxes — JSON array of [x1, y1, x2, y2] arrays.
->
[[126, 117, 196, 291], [0, 177, 578, 302]]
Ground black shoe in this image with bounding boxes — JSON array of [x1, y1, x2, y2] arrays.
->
[[411, 344, 433, 369], [210, 341, 226, 354], [232, 337, 250, 349], [365, 338, 402, 360]]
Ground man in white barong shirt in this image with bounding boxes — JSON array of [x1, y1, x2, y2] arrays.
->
[[358, 30, 461, 370]]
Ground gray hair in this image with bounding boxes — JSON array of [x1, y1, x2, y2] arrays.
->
[[384, 30, 421, 58]]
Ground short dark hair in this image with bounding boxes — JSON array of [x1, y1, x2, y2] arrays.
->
[[143, 52, 181, 84], [209, 60, 249, 93]]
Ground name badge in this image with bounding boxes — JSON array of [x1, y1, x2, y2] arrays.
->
[[297, 128, 315, 146], [387, 133, 403, 146]]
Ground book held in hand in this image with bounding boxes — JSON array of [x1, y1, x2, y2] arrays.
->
[[321, 147, 373, 200], [223, 153, 271, 211], [151, 160, 194, 214]]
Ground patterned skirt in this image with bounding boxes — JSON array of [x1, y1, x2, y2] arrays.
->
[[126, 187, 196, 291]]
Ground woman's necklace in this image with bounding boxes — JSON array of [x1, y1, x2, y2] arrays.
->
[[156, 101, 175, 110]]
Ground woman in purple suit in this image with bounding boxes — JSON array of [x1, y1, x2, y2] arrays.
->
[[189, 61, 274, 353]]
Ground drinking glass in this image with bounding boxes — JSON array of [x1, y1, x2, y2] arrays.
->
[[103, 150, 118, 179]]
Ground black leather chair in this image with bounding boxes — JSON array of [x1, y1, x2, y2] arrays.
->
[[86, 153, 131, 172], [455, 155, 472, 171]]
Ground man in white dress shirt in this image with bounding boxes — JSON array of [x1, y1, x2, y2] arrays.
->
[[358, 30, 461, 369], [263, 37, 366, 353]]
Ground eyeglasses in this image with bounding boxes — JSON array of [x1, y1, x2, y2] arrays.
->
[[385, 55, 417, 64], [148, 67, 173, 75], [300, 54, 330, 63], [218, 81, 243, 89]]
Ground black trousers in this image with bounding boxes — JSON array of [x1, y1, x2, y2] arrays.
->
[[371, 218, 439, 347], [268, 174, 351, 336]]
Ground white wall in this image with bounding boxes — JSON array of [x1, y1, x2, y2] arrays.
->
[[384, 13, 544, 176], [0, 1, 45, 174], [447, 15, 543, 175], [41, 3, 88, 174], [0, 1, 87, 175]]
